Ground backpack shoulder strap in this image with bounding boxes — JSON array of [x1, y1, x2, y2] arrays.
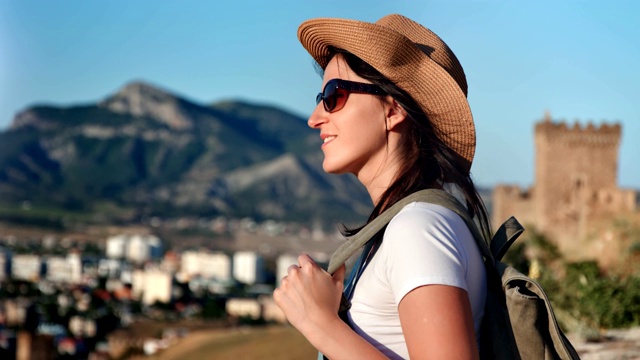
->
[[327, 188, 500, 274], [326, 189, 438, 273], [490, 216, 524, 262]]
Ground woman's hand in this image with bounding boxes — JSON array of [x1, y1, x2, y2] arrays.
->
[[273, 254, 346, 336], [274, 255, 388, 360]]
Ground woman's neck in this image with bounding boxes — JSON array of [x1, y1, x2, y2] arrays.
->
[[358, 154, 404, 206], [357, 126, 408, 206]]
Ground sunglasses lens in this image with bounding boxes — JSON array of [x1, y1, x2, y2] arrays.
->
[[323, 81, 347, 113], [323, 82, 337, 112]]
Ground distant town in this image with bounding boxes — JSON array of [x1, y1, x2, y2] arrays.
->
[[0, 215, 347, 359]]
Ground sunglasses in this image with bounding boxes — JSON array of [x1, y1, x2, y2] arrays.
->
[[316, 79, 386, 113]]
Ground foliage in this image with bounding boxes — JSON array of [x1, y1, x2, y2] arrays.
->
[[527, 228, 562, 262], [540, 261, 640, 329], [201, 297, 226, 319], [501, 241, 529, 275]]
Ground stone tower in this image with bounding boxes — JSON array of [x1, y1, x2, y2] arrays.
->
[[493, 113, 636, 257]]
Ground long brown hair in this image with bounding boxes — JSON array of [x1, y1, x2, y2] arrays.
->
[[319, 48, 492, 239]]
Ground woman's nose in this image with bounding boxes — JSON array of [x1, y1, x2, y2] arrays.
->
[[307, 103, 326, 129]]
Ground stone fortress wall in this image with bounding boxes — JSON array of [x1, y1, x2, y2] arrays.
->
[[492, 112, 637, 259]]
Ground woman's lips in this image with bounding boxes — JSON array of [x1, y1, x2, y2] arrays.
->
[[321, 135, 336, 147]]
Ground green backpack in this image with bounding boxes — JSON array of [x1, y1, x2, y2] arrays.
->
[[325, 188, 580, 360]]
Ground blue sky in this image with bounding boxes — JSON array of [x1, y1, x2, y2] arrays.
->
[[1, 1, 639, 188]]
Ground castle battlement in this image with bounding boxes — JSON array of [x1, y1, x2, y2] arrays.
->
[[535, 113, 621, 146]]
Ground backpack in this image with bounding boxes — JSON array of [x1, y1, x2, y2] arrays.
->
[[325, 188, 580, 360]]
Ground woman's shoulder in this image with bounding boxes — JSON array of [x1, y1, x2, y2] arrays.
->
[[387, 201, 467, 233], [375, 201, 479, 297]]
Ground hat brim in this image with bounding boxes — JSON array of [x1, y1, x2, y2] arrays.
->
[[298, 17, 476, 172]]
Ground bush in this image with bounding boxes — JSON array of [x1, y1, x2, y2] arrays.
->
[[535, 260, 640, 330]]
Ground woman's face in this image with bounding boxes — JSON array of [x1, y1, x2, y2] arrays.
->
[[308, 55, 391, 177]]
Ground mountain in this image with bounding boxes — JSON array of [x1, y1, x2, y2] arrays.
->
[[0, 81, 371, 226]]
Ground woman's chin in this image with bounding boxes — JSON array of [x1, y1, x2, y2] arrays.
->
[[322, 161, 347, 175]]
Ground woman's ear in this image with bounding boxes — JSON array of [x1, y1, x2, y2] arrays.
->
[[385, 98, 408, 131]]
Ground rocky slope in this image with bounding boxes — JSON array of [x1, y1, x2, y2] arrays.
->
[[0, 81, 371, 226]]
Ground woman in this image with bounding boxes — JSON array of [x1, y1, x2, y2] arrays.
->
[[274, 14, 491, 359]]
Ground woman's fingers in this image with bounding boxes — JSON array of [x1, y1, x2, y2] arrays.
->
[[332, 264, 346, 287], [297, 253, 317, 269], [274, 253, 345, 329], [287, 264, 300, 274]]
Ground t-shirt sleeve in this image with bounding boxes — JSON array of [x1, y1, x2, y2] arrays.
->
[[378, 202, 472, 305]]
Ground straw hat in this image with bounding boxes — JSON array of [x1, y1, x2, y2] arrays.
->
[[298, 14, 475, 172]]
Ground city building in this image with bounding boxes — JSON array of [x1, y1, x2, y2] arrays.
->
[[181, 250, 231, 280], [276, 254, 298, 287], [131, 268, 172, 305], [233, 251, 265, 285], [12, 255, 42, 282], [105, 235, 127, 259], [106, 234, 163, 264], [45, 252, 82, 284]]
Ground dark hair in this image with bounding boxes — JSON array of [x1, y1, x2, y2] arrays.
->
[[320, 48, 492, 239]]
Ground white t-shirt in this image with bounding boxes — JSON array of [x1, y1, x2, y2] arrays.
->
[[347, 201, 487, 359]]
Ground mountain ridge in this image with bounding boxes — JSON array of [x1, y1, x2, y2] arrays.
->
[[0, 81, 371, 227]]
